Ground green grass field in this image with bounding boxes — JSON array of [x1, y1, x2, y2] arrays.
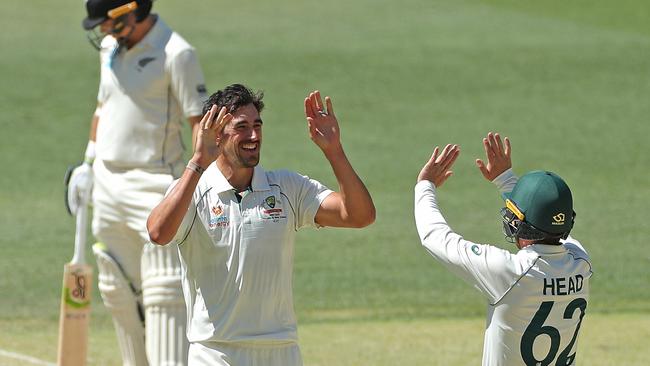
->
[[1, 0, 649, 364]]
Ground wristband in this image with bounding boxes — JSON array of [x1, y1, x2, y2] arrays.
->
[[84, 140, 96, 164], [186, 160, 205, 175]]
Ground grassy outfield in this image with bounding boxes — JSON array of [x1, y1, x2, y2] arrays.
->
[[1, 313, 649, 365], [1, 0, 649, 364]]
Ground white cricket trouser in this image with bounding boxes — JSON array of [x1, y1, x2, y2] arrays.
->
[[188, 342, 303, 366], [92, 159, 187, 366]]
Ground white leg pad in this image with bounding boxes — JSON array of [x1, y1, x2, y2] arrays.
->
[[142, 243, 188, 366], [94, 243, 149, 366]]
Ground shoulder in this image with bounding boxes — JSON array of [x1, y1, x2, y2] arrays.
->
[[265, 169, 311, 187], [164, 30, 196, 59], [100, 35, 117, 49], [483, 244, 539, 275], [99, 36, 117, 62]]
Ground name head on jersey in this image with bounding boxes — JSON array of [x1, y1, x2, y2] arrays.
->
[[502, 170, 575, 242]]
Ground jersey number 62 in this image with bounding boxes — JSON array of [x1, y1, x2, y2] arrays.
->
[[520, 298, 587, 366]]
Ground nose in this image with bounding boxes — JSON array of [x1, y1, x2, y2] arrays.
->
[[249, 127, 260, 141]]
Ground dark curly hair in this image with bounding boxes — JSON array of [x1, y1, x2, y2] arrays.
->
[[202, 84, 265, 116]]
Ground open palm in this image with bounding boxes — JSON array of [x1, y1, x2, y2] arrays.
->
[[304, 90, 342, 154]]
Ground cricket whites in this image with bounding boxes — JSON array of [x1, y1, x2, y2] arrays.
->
[[57, 175, 92, 366]]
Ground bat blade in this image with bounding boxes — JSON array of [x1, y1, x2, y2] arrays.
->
[[58, 169, 93, 366], [56, 263, 92, 366]]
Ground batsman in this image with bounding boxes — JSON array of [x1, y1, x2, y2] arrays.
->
[[66, 0, 208, 364], [414, 133, 593, 365]]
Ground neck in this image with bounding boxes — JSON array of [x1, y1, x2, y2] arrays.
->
[[516, 239, 535, 249], [516, 238, 561, 249], [216, 158, 254, 192], [125, 15, 155, 49]]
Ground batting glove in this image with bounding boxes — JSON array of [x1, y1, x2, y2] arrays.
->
[[64, 162, 94, 216]]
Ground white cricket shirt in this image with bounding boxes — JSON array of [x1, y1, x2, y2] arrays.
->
[[168, 164, 333, 344], [414, 171, 592, 366], [96, 16, 207, 170]]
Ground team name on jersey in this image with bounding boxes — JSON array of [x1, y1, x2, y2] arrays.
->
[[543, 274, 584, 296]]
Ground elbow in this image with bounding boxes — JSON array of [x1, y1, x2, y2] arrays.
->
[[146, 220, 170, 246], [349, 206, 376, 228], [147, 229, 170, 246]]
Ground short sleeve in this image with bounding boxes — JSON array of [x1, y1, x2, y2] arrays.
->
[[169, 49, 208, 118], [279, 171, 333, 230]]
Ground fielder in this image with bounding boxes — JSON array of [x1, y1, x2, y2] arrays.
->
[[147, 84, 375, 365], [67, 0, 208, 364], [414, 133, 592, 366]]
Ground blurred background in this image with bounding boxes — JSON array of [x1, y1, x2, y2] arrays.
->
[[0, 0, 648, 364]]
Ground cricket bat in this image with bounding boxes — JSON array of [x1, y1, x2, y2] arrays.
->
[[57, 181, 92, 366]]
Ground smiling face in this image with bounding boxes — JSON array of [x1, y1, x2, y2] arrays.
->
[[219, 103, 263, 169]]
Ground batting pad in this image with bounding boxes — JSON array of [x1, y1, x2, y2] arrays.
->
[[142, 242, 188, 366], [93, 243, 148, 366]]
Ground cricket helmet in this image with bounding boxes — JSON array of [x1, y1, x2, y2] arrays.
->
[[501, 170, 575, 242], [82, 0, 153, 49]]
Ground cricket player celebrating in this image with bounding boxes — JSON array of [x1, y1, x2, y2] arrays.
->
[[66, 0, 208, 364], [147, 84, 375, 365], [414, 133, 592, 366]]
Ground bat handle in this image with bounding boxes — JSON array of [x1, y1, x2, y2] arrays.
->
[[71, 171, 93, 266]]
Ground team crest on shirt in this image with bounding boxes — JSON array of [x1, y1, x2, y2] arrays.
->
[[209, 204, 229, 228], [261, 195, 286, 222]]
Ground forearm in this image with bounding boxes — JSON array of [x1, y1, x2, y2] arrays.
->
[[89, 106, 100, 142], [147, 168, 201, 245], [414, 181, 468, 265], [324, 147, 375, 227]]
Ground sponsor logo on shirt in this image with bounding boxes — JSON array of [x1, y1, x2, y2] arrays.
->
[[209, 204, 229, 228], [471, 244, 482, 255]]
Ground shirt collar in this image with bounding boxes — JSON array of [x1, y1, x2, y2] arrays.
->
[[207, 164, 270, 194], [250, 166, 271, 192], [132, 15, 170, 51]]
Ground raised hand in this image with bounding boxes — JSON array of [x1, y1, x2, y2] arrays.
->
[[304, 90, 342, 155], [417, 144, 460, 187], [476, 132, 511, 181], [191, 104, 233, 169]]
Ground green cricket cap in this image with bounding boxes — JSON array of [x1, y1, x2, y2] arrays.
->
[[503, 170, 573, 234]]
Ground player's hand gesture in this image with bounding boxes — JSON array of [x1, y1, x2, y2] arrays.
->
[[476, 132, 511, 181], [192, 105, 233, 169], [417, 144, 460, 187], [304, 91, 342, 156]]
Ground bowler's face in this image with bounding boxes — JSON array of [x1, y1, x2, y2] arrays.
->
[[220, 103, 263, 168]]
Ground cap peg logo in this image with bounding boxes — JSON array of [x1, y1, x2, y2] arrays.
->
[[552, 213, 565, 225]]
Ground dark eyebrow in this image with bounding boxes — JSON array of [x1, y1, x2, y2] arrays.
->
[[233, 118, 263, 127]]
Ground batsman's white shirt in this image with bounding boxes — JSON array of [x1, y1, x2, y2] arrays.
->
[[414, 171, 592, 366], [168, 164, 333, 345], [96, 16, 206, 171]]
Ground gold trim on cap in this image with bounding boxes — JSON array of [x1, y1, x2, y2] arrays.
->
[[506, 199, 525, 221], [108, 1, 138, 19]]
